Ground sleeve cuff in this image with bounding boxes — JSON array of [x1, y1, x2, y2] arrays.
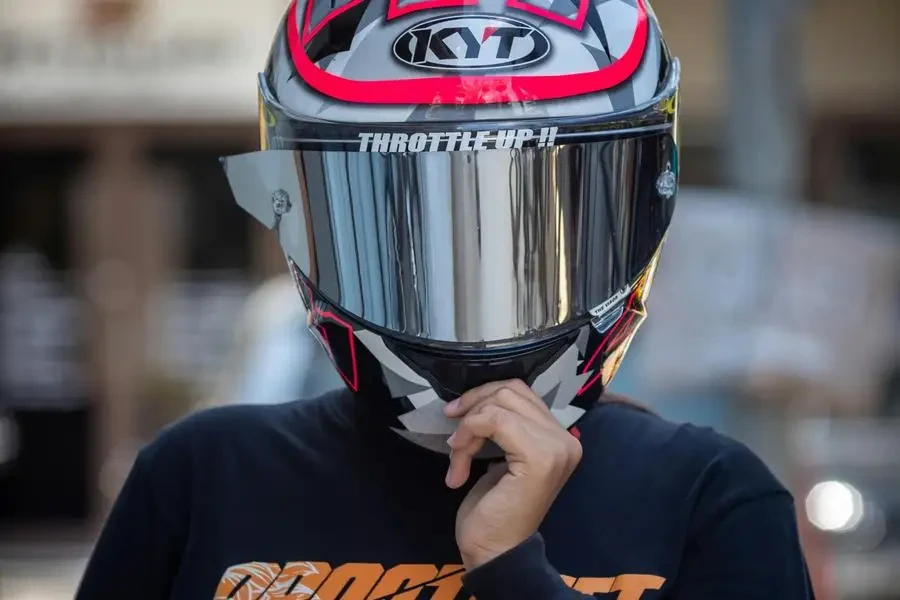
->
[[462, 534, 571, 600]]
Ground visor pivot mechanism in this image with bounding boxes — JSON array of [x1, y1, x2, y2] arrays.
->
[[271, 188, 292, 227], [656, 162, 677, 200]]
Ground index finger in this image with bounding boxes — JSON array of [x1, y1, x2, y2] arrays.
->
[[444, 379, 547, 418]]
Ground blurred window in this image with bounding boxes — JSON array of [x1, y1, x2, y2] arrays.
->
[[0, 148, 87, 409], [0, 149, 83, 270], [674, 122, 726, 189], [677, 143, 725, 188], [810, 117, 900, 220], [146, 146, 255, 389], [0, 146, 91, 523], [149, 147, 253, 272]]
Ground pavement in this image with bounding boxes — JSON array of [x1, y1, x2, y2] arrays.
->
[[0, 530, 92, 600]]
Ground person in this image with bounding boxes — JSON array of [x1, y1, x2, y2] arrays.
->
[[77, 0, 815, 598]]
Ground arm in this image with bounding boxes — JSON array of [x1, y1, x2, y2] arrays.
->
[[443, 380, 588, 600], [463, 494, 815, 600], [669, 492, 815, 599], [463, 535, 593, 600], [76, 449, 185, 599]]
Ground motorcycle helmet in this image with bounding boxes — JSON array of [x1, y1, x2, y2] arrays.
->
[[222, 0, 679, 454]]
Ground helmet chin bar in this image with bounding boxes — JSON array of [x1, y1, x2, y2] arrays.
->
[[292, 260, 651, 455]]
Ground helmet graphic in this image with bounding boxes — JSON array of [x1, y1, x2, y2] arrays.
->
[[223, 0, 679, 454]]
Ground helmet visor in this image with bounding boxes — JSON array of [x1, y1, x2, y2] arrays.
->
[[222, 131, 676, 344]]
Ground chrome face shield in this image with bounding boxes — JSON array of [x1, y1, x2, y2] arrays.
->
[[222, 131, 677, 345]]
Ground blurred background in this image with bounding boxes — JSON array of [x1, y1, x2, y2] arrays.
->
[[0, 0, 898, 598]]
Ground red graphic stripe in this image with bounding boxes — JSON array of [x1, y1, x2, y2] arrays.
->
[[574, 312, 636, 396], [303, 281, 360, 392], [287, 0, 649, 104], [302, 0, 369, 44], [577, 370, 604, 396], [386, 0, 477, 21], [576, 293, 639, 397], [506, 0, 589, 31], [582, 293, 637, 373], [315, 310, 360, 392], [481, 25, 499, 41]]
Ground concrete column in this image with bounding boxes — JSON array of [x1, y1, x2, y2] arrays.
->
[[723, 0, 809, 475], [70, 130, 178, 522], [725, 0, 807, 202], [723, 3, 828, 596]]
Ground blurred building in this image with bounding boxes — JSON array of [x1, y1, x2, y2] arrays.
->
[[0, 4, 898, 599], [0, 0, 291, 532], [660, 0, 900, 212]]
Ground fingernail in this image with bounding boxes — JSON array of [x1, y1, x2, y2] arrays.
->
[[444, 399, 459, 414], [445, 467, 454, 487], [447, 432, 457, 447]]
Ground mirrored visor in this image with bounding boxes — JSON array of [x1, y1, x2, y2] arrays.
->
[[222, 132, 677, 344]]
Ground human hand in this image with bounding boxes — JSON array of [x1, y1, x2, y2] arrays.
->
[[443, 379, 583, 570]]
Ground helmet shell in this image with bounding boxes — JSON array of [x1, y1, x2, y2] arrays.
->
[[266, 0, 669, 123]]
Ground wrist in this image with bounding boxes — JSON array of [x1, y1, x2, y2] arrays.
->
[[462, 535, 569, 600], [461, 537, 529, 570], [462, 550, 502, 571]]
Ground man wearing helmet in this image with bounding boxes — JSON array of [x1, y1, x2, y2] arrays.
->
[[77, 0, 815, 598]]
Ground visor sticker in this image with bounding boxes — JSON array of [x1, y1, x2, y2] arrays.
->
[[358, 127, 557, 152], [588, 285, 631, 320], [655, 161, 676, 199]]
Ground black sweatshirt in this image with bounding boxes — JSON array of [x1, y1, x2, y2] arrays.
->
[[76, 390, 815, 599]]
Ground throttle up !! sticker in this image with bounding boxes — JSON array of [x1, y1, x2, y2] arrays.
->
[[357, 127, 558, 152]]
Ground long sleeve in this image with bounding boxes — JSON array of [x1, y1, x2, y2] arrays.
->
[[462, 494, 814, 600], [462, 535, 593, 600], [76, 448, 186, 599], [669, 492, 815, 599], [462, 438, 816, 600]]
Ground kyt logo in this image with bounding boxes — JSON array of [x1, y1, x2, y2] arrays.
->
[[392, 14, 551, 71]]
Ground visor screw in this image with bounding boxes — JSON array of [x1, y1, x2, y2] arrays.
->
[[656, 164, 677, 199], [271, 189, 292, 216]]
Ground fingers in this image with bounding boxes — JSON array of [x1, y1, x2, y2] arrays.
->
[[446, 404, 535, 489], [443, 379, 581, 489], [446, 402, 583, 487], [446, 405, 524, 489], [444, 379, 550, 421], [446, 439, 485, 488], [455, 404, 536, 458], [447, 387, 547, 450]]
